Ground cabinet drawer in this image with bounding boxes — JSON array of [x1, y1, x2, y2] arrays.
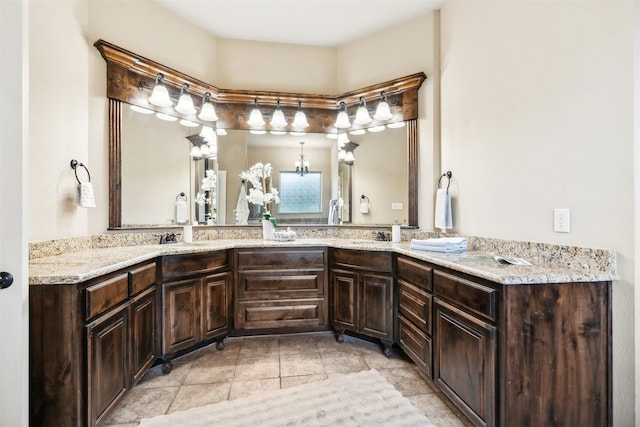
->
[[236, 248, 326, 269], [434, 271, 497, 322], [85, 273, 129, 320], [330, 248, 392, 273], [236, 299, 326, 329], [129, 262, 156, 296], [398, 314, 432, 377], [237, 269, 325, 300], [162, 251, 229, 279], [398, 279, 432, 334], [396, 256, 432, 291]]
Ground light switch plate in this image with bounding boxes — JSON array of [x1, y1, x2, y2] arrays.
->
[[391, 203, 403, 210]]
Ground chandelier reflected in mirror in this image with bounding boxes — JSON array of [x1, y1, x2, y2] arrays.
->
[[295, 141, 309, 176]]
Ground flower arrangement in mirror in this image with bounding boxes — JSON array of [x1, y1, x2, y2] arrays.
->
[[200, 169, 217, 224], [240, 162, 280, 231]]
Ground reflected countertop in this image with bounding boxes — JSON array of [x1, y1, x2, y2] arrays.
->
[[29, 238, 616, 286]]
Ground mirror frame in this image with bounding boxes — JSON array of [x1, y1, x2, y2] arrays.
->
[[95, 39, 425, 229]]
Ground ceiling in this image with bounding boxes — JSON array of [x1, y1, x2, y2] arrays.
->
[[152, 0, 444, 47]]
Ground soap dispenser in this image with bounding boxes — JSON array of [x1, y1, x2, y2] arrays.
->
[[392, 220, 401, 243]]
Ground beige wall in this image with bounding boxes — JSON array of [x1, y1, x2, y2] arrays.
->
[[440, 1, 636, 424]]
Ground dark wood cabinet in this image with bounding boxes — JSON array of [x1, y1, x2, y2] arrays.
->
[[434, 297, 497, 427], [160, 251, 232, 371], [235, 247, 328, 331], [30, 260, 158, 427], [86, 303, 129, 427], [330, 249, 393, 355]]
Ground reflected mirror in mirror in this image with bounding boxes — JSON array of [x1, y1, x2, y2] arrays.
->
[[120, 103, 409, 227]]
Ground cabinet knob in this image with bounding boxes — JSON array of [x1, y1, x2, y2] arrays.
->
[[0, 272, 14, 289]]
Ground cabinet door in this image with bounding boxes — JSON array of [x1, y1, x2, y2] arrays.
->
[[201, 271, 231, 340], [434, 298, 496, 427], [330, 269, 357, 331], [163, 278, 200, 355], [359, 272, 393, 340], [86, 303, 128, 427], [130, 287, 155, 385]]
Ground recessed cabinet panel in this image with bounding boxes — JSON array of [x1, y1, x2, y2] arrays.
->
[[85, 273, 129, 320], [237, 299, 325, 329], [236, 248, 325, 269], [434, 298, 496, 427], [202, 272, 231, 340], [237, 269, 325, 300], [86, 304, 128, 427], [433, 270, 497, 322], [163, 278, 200, 354], [398, 314, 431, 377], [162, 251, 229, 279], [331, 269, 357, 330], [130, 288, 155, 385], [398, 279, 432, 334], [360, 273, 393, 340], [129, 263, 157, 296], [396, 256, 433, 291]]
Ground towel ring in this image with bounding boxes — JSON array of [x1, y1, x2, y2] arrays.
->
[[360, 195, 369, 203], [70, 159, 91, 184], [176, 192, 187, 202], [437, 171, 452, 191]]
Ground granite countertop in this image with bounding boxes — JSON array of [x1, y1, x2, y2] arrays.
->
[[29, 238, 616, 286]]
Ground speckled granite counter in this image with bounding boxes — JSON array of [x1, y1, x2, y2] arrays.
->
[[29, 238, 616, 286]]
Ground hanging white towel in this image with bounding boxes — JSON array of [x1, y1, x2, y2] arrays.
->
[[434, 188, 452, 231], [77, 182, 96, 208], [175, 200, 188, 224]]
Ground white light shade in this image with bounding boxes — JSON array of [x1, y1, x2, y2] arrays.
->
[[198, 101, 218, 121], [175, 92, 196, 115], [247, 106, 265, 127], [338, 149, 346, 161], [130, 105, 154, 114], [204, 131, 217, 145], [270, 130, 287, 135], [179, 119, 199, 127], [156, 112, 177, 121], [349, 129, 366, 136], [199, 126, 215, 140], [149, 84, 172, 107], [190, 146, 201, 157], [290, 131, 306, 136], [334, 110, 351, 129], [199, 144, 210, 156], [345, 151, 355, 162], [373, 101, 393, 121], [292, 110, 309, 129], [368, 125, 386, 133], [337, 133, 349, 148], [249, 129, 266, 135], [387, 121, 406, 128], [270, 107, 287, 128], [354, 105, 372, 125]]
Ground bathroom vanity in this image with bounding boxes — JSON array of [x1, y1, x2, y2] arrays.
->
[[29, 239, 613, 427]]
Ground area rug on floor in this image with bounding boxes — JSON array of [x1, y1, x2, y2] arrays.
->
[[138, 369, 436, 426]]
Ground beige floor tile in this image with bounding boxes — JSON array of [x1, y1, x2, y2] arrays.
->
[[228, 378, 281, 400], [407, 393, 469, 427], [361, 348, 414, 370], [280, 373, 328, 389], [378, 367, 433, 396], [314, 334, 357, 353], [134, 362, 192, 389], [183, 359, 236, 384], [197, 338, 242, 361], [234, 355, 280, 380], [280, 352, 325, 377], [102, 386, 178, 425], [278, 334, 318, 354], [167, 382, 231, 413], [320, 351, 368, 374], [238, 336, 279, 357]]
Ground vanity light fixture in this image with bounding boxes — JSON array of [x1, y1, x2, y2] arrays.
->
[[198, 92, 218, 122], [334, 101, 351, 129], [337, 132, 349, 148], [373, 91, 393, 121], [190, 145, 201, 157], [179, 119, 199, 128], [130, 105, 154, 114], [148, 73, 173, 108], [270, 100, 288, 129], [345, 150, 355, 162], [247, 99, 265, 127], [354, 97, 372, 125], [199, 125, 217, 144], [175, 83, 197, 115], [338, 149, 347, 161], [387, 121, 405, 128], [295, 141, 309, 176], [156, 112, 177, 121], [292, 101, 309, 129], [368, 125, 386, 133]]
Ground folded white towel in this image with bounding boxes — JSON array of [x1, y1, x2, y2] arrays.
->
[[411, 237, 467, 247], [435, 188, 452, 231], [77, 182, 96, 208], [410, 244, 466, 253]]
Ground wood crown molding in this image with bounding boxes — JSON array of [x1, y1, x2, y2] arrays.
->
[[94, 39, 426, 133]]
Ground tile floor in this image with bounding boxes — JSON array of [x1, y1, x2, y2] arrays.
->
[[104, 332, 469, 426]]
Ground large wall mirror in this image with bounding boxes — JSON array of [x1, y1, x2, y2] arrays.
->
[[97, 40, 424, 229]]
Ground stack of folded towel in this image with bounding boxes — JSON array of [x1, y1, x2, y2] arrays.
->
[[410, 237, 467, 253]]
